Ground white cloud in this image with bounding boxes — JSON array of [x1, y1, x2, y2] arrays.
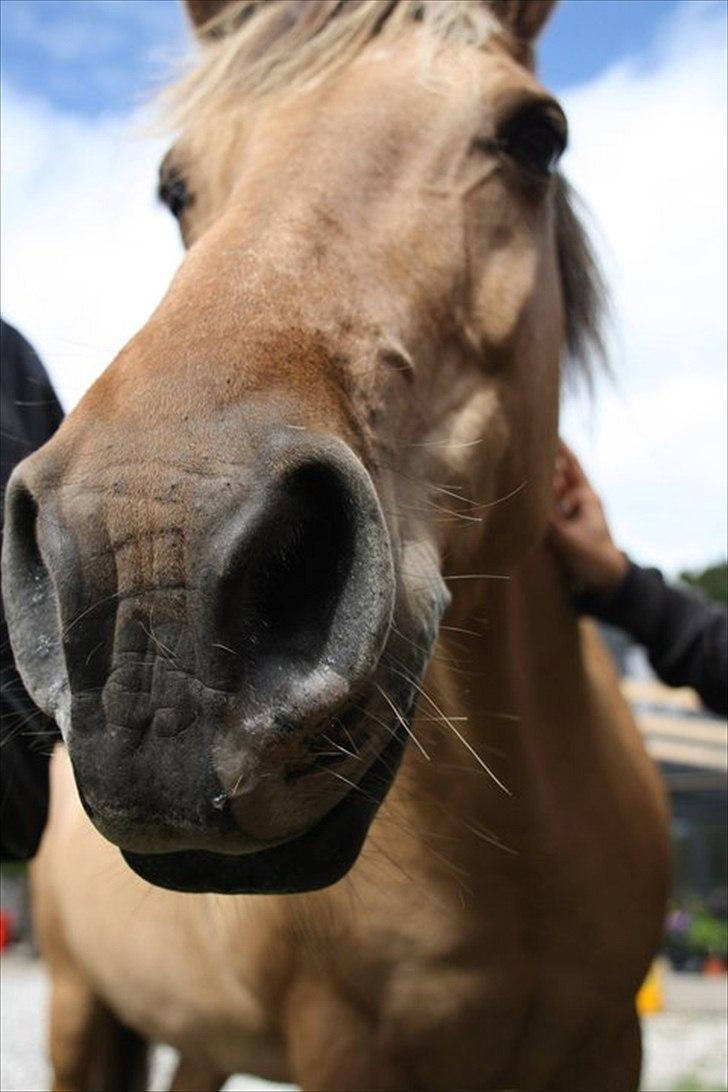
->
[[1, 1, 726, 575], [0, 84, 182, 410], [559, 0, 727, 574]]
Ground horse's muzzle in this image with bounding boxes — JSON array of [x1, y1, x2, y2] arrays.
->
[[2, 430, 398, 884]]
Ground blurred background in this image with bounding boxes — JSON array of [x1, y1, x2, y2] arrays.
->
[[1, 2, 726, 1091]]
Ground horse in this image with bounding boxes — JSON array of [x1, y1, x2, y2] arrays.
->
[[2, 1, 670, 1089]]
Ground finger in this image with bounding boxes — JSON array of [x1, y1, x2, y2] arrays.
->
[[569, 454, 590, 490], [548, 511, 582, 542], [559, 443, 589, 490], [547, 508, 569, 532], [553, 468, 568, 499], [558, 485, 584, 518]]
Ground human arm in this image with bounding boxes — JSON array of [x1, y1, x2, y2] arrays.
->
[[549, 442, 727, 716]]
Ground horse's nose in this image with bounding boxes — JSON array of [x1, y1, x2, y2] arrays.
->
[[2, 435, 395, 737], [2, 435, 397, 855], [205, 442, 395, 730]]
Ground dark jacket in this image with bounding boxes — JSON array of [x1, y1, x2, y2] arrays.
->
[[1, 319, 64, 859], [575, 561, 727, 716]]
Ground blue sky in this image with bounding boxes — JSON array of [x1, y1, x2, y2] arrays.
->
[[1, 0, 713, 116], [1, 0, 726, 573]]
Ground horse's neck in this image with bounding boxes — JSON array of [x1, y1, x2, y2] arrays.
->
[[383, 541, 626, 886], [423, 538, 593, 775], [339, 543, 667, 986]]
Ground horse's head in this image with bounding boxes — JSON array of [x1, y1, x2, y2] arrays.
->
[[2, 0, 600, 892]]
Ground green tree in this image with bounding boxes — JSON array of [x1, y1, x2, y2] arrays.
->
[[679, 560, 728, 604]]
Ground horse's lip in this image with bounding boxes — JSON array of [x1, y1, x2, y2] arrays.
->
[[121, 724, 407, 894]]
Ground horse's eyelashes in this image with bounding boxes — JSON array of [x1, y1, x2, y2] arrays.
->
[[158, 171, 193, 220]]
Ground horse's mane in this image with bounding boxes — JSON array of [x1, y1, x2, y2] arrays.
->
[[165, 0, 605, 379], [171, 1, 505, 111]]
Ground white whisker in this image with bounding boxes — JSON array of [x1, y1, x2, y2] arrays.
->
[[375, 683, 431, 761], [390, 668, 511, 796], [444, 573, 510, 582]]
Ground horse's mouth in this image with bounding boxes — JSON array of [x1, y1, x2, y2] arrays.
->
[[121, 722, 407, 894], [70, 613, 435, 895]]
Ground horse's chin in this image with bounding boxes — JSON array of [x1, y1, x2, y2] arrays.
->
[[121, 725, 407, 894]]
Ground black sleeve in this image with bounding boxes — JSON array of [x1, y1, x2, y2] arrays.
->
[[1, 319, 64, 860], [574, 561, 727, 717]]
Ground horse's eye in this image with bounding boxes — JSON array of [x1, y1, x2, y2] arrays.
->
[[498, 102, 567, 176], [158, 170, 192, 220]]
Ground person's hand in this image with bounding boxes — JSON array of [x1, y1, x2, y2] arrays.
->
[[548, 441, 628, 594]]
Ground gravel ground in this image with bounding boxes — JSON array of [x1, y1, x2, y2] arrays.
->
[[2, 950, 726, 1092]]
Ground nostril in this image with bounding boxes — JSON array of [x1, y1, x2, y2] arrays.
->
[[207, 436, 394, 715], [2, 477, 68, 721], [7, 481, 114, 695], [4, 485, 57, 635], [218, 462, 356, 669], [7, 484, 42, 577]]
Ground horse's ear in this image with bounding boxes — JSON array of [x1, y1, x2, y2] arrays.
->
[[183, 0, 237, 34], [487, 0, 558, 43]]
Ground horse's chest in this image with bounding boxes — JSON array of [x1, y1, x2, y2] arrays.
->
[[113, 966, 288, 1080], [380, 958, 521, 1084], [380, 958, 613, 1091]]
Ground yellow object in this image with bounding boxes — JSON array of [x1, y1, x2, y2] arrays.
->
[[636, 960, 664, 1015]]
